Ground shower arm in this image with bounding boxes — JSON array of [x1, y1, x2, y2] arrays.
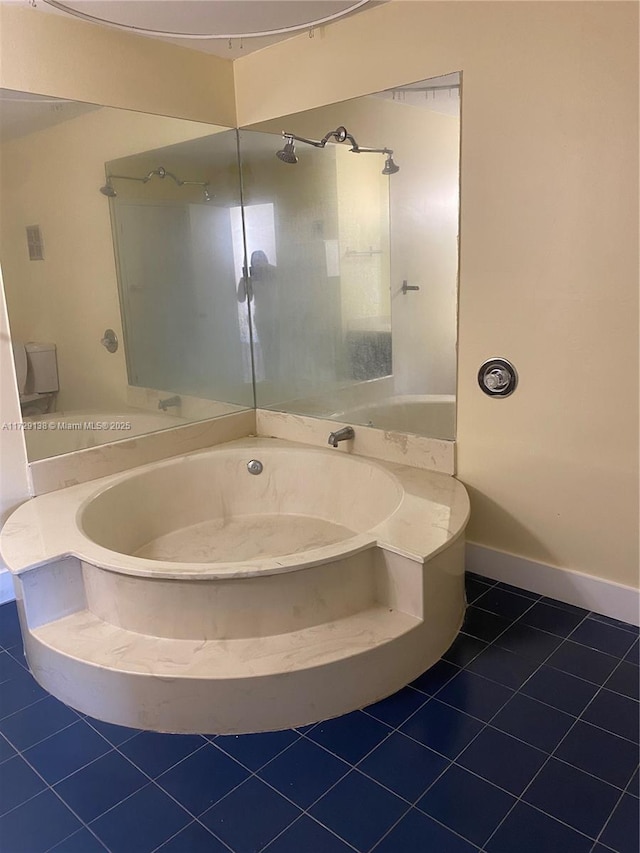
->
[[282, 128, 393, 159], [143, 168, 211, 193], [101, 166, 211, 197], [105, 173, 147, 185], [283, 126, 356, 150], [350, 145, 394, 157]]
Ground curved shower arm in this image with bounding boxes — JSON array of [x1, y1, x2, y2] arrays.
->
[[350, 146, 394, 156], [105, 173, 148, 184], [283, 126, 357, 150], [101, 166, 212, 199], [281, 129, 395, 159], [143, 167, 183, 186], [282, 131, 327, 149], [277, 128, 399, 173]]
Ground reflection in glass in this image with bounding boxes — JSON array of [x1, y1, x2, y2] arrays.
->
[[0, 92, 251, 460], [231, 202, 278, 383], [241, 72, 460, 440], [1, 72, 460, 463], [238, 128, 392, 409], [106, 130, 250, 405]]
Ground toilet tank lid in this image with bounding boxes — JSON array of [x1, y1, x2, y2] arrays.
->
[[25, 342, 56, 352]]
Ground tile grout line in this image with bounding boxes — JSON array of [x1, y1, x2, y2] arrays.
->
[[465, 607, 594, 850], [367, 592, 557, 852], [34, 729, 218, 853], [7, 740, 112, 853], [1, 591, 636, 853], [95, 737, 233, 841], [460, 602, 639, 703], [295, 712, 484, 853], [470, 602, 638, 664], [146, 819, 233, 853], [203, 729, 377, 853], [149, 601, 637, 853], [90, 733, 250, 853], [423, 652, 640, 747], [587, 752, 640, 852], [256, 699, 493, 852], [347, 603, 557, 853], [258, 812, 361, 853], [361, 600, 637, 846], [481, 606, 633, 851], [0, 714, 83, 756]]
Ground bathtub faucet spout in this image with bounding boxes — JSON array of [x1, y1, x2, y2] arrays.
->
[[158, 395, 181, 411], [328, 426, 355, 447]]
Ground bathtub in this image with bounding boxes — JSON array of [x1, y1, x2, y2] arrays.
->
[[331, 394, 455, 439], [1, 436, 469, 733], [23, 410, 187, 460]]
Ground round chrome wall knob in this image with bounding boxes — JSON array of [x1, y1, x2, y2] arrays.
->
[[478, 358, 518, 397], [100, 329, 118, 354], [247, 459, 263, 475]]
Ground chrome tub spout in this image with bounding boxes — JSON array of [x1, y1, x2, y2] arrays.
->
[[328, 426, 355, 447], [158, 395, 181, 411]]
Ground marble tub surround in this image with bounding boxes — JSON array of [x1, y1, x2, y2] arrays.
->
[[256, 408, 455, 475], [3, 437, 469, 578], [125, 384, 248, 422], [23, 408, 188, 461], [1, 437, 469, 733], [28, 409, 255, 496], [26, 402, 453, 501]]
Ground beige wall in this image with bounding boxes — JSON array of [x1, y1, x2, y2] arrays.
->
[[234, 1, 640, 588], [0, 4, 236, 125], [0, 108, 228, 411]]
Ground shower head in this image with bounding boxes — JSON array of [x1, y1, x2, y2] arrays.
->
[[382, 155, 400, 175], [203, 186, 213, 202], [276, 137, 298, 164], [99, 181, 117, 197]]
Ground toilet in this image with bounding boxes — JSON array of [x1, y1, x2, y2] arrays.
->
[[12, 341, 59, 416]]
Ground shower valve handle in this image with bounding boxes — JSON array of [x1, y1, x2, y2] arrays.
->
[[401, 280, 420, 294], [101, 329, 118, 353]]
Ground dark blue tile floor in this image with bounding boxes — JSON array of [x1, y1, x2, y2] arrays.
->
[[0, 574, 638, 853]]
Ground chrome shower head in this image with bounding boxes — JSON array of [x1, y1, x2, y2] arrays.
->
[[276, 137, 298, 164], [99, 181, 117, 197], [382, 155, 400, 175]]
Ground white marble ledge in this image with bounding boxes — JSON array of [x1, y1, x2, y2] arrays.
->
[[30, 409, 256, 495], [1, 436, 469, 579], [33, 605, 421, 677], [256, 409, 455, 475]]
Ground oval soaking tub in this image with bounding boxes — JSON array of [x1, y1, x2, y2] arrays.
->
[[1, 436, 470, 734], [79, 443, 404, 567]]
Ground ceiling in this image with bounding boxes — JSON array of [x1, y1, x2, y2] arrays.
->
[[33, 0, 383, 59]]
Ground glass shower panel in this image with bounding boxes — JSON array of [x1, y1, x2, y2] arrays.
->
[[238, 129, 391, 412], [108, 128, 252, 408]]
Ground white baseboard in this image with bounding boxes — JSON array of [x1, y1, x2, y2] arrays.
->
[[0, 568, 16, 605], [466, 543, 640, 627]]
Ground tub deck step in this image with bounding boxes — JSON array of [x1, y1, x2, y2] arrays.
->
[[32, 606, 422, 679]]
